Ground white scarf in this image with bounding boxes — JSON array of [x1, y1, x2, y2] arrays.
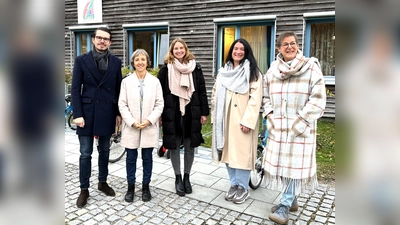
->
[[167, 59, 196, 115], [272, 50, 316, 80]]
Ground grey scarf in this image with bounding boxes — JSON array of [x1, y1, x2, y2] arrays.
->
[[212, 60, 250, 159], [92, 49, 109, 75]]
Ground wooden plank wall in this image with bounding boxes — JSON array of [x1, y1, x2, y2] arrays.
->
[[65, 0, 335, 118]]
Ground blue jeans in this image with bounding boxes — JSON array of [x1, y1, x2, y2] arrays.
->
[[79, 135, 111, 189], [281, 181, 295, 207], [126, 148, 153, 185], [226, 164, 250, 189]]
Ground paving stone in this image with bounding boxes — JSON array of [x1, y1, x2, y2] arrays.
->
[[299, 215, 311, 221], [94, 213, 106, 221], [224, 214, 236, 222], [293, 220, 308, 225], [305, 206, 317, 212], [251, 217, 263, 223], [69, 220, 83, 225], [314, 215, 328, 223], [78, 213, 92, 221], [316, 211, 327, 216], [149, 216, 163, 224], [233, 220, 248, 225], [114, 220, 127, 225], [303, 210, 313, 216], [107, 214, 120, 222], [191, 218, 205, 225], [123, 214, 136, 222], [83, 218, 98, 225], [239, 214, 251, 221], [309, 222, 324, 225], [319, 207, 331, 213]]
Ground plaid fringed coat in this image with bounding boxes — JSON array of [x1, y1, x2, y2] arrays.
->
[[262, 50, 326, 194]]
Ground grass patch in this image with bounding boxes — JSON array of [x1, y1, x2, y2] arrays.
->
[[201, 115, 335, 184], [316, 120, 335, 184]]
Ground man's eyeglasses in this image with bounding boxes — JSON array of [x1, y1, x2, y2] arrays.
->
[[95, 36, 110, 42], [282, 42, 297, 48]]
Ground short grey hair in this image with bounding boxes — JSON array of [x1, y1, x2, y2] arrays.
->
[[276, 31, 299, 48], [130, 49, 151, 69]]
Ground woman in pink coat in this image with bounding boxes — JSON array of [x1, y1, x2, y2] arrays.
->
[[118, 49, 164, 202]]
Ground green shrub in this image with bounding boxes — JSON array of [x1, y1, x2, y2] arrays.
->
[[121, 66, 160, 78]]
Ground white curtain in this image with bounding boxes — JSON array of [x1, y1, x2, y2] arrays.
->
[[240, 26, 268, 74]]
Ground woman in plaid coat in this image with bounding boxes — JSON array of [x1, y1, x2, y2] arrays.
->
[[263, 31, 326, 224]]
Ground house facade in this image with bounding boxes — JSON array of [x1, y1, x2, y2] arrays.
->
[[65, 0, 335, 119]]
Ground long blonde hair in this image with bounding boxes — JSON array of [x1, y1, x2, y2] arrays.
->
[[164, 38, 195, 64]]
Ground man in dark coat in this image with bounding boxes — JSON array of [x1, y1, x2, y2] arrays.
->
[[71, 27, 123, 208]]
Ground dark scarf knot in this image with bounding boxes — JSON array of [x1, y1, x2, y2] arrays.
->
[[92, 49, 109, 75]]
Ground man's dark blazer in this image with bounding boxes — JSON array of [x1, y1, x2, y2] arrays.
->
[[71, 51, 123, 136]]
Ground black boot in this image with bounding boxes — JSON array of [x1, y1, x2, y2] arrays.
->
[[124, 184, 135, 202], [142, 183, 152, 202], [175, 174, 185, 196], [183, 173, 192, 194]]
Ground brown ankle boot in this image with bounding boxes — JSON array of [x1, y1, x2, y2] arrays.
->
[[76, 190, 89, 208], [98, 182, 115, 196]]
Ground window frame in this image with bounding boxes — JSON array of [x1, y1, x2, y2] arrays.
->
[[213, 15, 276, 77], [303, 11, 335, 85], [68, 24, 108, 67], [122, 22, 169, 69]]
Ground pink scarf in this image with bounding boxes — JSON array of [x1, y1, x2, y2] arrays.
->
[[167, 59, 196, 115]]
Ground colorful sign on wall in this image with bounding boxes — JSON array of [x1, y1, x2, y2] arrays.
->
[[77, 0, 102, 24]]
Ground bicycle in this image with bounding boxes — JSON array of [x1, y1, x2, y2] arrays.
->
[[65, 94, 77, 130], [94, 126, 126, 163], [108, 128, 125, 163], [249, 118, 268, 190]]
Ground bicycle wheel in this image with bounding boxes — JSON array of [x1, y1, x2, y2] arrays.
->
[[249, 146, 264, 190], [68, 113, 77, 130], [108, 132, 125, 163]]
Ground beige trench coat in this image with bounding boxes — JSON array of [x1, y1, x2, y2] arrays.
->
[[211, 73, 263, 170], [118, 72, 164, 149]]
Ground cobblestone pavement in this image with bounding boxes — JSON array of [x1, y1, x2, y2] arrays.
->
[[65, 130, 335, 225]]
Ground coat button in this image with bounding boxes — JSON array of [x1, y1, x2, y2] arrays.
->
[[234, 104, 237, 107]]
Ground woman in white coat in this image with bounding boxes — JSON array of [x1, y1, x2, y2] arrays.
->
[[211, 38, 263, 205], [118, 49, 164, 202]]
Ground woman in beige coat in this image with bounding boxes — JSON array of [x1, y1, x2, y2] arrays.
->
[[211, 39, 263, 204], [118, 49, 164, 202]]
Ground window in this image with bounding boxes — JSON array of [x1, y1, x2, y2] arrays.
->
[[214, 16, 276, 75], [75, 32, 93, 56], [304, 12, 335, 83], [123, 22, 169, 69], [69, 25, 108, 57]]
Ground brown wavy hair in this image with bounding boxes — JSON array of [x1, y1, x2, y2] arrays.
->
[[164, 38, 195, 64]]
